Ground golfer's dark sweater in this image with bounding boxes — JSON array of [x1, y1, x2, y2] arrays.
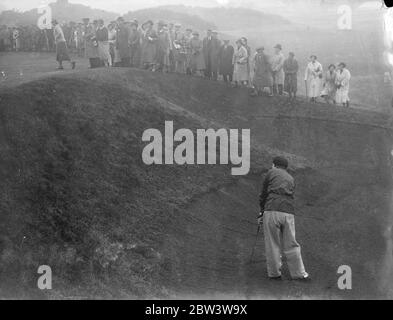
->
[[259, 167, 295, 215]]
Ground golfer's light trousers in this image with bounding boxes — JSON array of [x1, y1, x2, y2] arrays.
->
[[263, 211, 308, 279]]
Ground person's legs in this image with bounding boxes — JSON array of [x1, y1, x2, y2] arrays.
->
[[282, 214, 308, 279], [263, 211, 283, 278]]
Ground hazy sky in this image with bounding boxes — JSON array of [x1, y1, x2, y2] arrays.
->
[[0, 0, 234, 13], [0, 0, 382, 14]]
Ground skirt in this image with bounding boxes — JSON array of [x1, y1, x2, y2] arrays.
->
[[56, 41, 70, 62], [284, 73, 298, 93], [233, 63, 249, 82]]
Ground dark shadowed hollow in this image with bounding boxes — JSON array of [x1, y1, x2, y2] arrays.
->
[[0, 68, 392, 299]]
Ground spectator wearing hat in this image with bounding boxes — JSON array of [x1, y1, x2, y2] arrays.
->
[[156, 21, 171, 72], [84, 22, 100, 68], [283, 52, 299, 100], [129, 20, 141, 67], [304, 55, 323, 102], [108, 22, 118, 66], [203, 30, 221, 80], [321, 64, 337, 104], [219, 40, 235, 83], [141, 20, 158, 71], [184, 28, 193, 75], [116, 17, 131, 67], [96, 19, 111, 67], [189, 31, 205, 76], [271, 44, 285, 95], [173, 23, 187, 74], [52, 20, 76, 70], [252, 46, 273, 96], [202, 30, 213, 79], [168, 23, 176, 72], [241, 37, 251, 85], [258, 156, 310, 282], [233, 39, 249, 87], [335, 62, 351, 107]]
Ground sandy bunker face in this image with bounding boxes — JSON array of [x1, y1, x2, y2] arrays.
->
[[160, 105, 393, 299]]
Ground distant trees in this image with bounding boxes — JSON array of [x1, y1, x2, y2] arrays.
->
[[0, 1, 118, 27]]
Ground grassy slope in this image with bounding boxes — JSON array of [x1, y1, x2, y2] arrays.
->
[[0, 74, 244, 298]]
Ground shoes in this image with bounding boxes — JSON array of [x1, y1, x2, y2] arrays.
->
[[269, 276, 282, 281], [293, 275, 312, 282]]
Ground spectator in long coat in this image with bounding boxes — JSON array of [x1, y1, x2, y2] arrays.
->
[[156, 21, 171, 73], [202, 30, 213, 78], [189, 31, 205, 76], [335, 63, 351, 107], [173, 24, 187, 74], [271, 44, 285, 95], [116, 17, 131, 67], [283, 52, 299, 100], [304, 55, 323, 102], [203, 31, 221, 80], [96, 19, 111, 66], [321, 64, 337, 104], [52, 20, 75, 70], [108, 22, 119, 66], [241, 37, 251, 85], [183, 28, 193, 74], [85, 23, 100, 68], [141, 20, 158, 71], [253, 47, 273, 96], [232, 39, 249, 87], [219, 40, 234, 83], [168, 23, 175, 72]]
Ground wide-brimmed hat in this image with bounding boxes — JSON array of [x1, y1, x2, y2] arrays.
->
[[256, 46, 265, 51], [192, 31, 199, 35], [274, 44, 282, 50]]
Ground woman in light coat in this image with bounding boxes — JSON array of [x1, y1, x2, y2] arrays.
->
[[304, 55, 323, 103], [141, 20, 158, 71], [253, 47, 273, 96], [232, 39, 249, 87], [335, 63, 351, 107]]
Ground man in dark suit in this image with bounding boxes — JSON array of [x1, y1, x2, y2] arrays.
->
[[219, 39, 234, 83], [202, 29, 213, 79]]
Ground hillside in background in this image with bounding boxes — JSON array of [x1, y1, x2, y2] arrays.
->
[[158, 5, 293, 31], [123, 7, 216, 32], [0, 64, 392, 299], [0, 0, 118, 26]]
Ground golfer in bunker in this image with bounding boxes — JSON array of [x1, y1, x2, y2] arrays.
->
[[258, 156, 310, 281]]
